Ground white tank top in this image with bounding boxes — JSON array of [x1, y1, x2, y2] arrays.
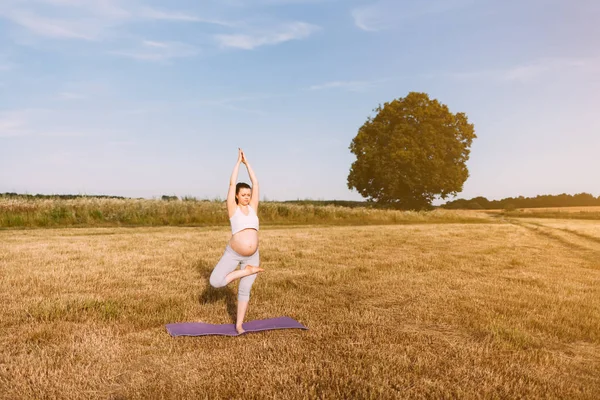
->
[[230, 205, 259, 235]]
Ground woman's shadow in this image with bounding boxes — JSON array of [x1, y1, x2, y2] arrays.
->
[[194, 258, 238, 323]]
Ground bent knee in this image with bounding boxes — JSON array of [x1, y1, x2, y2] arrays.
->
[[209, 274, 226, 288]]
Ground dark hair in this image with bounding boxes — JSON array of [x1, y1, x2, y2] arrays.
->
[[235, 182, 252, 204]]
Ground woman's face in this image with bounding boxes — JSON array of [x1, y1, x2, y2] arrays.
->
[[237, 188, 252, 205]]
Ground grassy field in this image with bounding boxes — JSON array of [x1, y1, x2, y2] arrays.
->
[[0, 197, 492, 228], [514, 206, 600, 213], [1, 216, 599, 399], [486, 206, 600, 221]]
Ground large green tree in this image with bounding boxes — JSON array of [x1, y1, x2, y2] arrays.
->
[[348, 92, 476, 209]]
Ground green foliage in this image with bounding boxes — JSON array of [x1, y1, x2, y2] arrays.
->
[[181, 195, 198, 202], [348, 92, 476, 210], [161, 195, 179, 201], [443, 192, 600, 210], [285, 199, 381, 209], [0, 192, 125, 200]]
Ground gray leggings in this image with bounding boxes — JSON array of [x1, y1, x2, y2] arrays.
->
[[209, 244, 259, 302]]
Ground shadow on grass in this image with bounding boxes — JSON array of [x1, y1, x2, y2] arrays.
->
[[193, 258, 237, 323]]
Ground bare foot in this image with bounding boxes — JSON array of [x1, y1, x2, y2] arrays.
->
[[236, 325, 246, 335], [245, 265, 265, 275]]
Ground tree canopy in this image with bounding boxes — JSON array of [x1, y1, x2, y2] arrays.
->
[[347, 92, 476, 209]]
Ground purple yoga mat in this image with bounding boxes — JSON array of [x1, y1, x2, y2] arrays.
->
[[166, 316, 308, 337]]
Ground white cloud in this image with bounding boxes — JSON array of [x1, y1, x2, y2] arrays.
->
[[56, 81, 112, 100], [142, 40, 169, 48], [111, 40, 199, 61], [442, 57, 598, 83], [351, 5, 383, 32], [0, 0, 129, 40], [0, 1, 319, 58], [215, 21, 319, 49], [139, 7, 235, 27], [0, 1, 232, 41], [308, 79, 385, 91], [503, 59, 588, 82], [352, 0, 476, 32], [36, 0, 131, 19], [39, 130, 90, 137], [194, 99, 266, 115], [6, 10, 103, 40]]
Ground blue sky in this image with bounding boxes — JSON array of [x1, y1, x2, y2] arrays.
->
[[0, 0, 598, 203]]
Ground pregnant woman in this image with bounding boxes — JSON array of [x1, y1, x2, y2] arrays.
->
[[209, 148, 264, 334]]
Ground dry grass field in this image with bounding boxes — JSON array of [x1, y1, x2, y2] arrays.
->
[[1, 218, 599, 399], [485, 206, 600, 221], [486, 207, 600, 213]]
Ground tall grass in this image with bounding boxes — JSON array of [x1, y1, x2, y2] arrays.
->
[[500, 210, 600, 220], [0, 197, 492, 228]]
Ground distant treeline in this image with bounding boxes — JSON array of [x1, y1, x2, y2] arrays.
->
[[4, 192, 599, 211], [282, 199, 391, 209], [1, 193, 126, 200], [442, 193, 600, 210]]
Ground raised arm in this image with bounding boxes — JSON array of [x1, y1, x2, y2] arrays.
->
[[241, 151, 259, 210], [227, 149, 243, 218]]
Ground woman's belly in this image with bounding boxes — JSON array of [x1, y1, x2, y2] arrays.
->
[[229, 229, 258, 256]]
